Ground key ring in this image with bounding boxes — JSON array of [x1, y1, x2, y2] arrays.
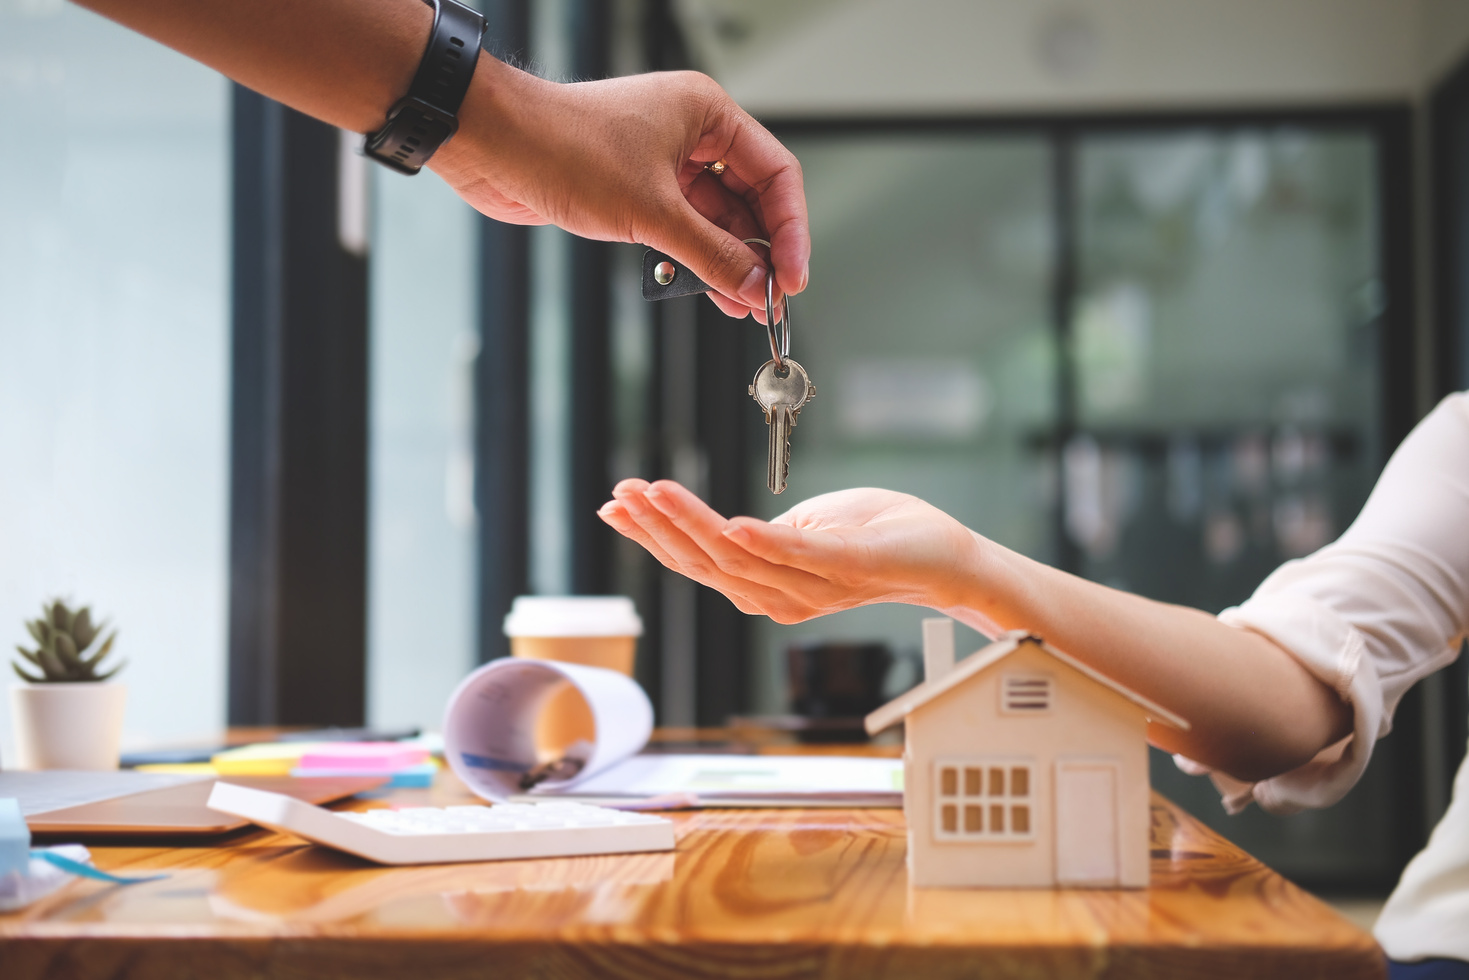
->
[[742, 237, 789, 372]]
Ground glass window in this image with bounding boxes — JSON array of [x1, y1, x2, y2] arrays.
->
[[1069, 126, 1398, 885], [747, 125, 1386, 709], [0, 1, 229, 757], [747, 134, 1058, 713], [366, 169, 479, 730], [741, 120, 1399, 887], [1071, 129, 1381, 610]]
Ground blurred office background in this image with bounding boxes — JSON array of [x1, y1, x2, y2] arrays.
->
[[4, 0, 1469, 895]]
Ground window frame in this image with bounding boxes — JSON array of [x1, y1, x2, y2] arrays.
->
[[933, 757, 1037, 844]]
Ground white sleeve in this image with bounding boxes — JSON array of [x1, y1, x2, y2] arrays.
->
[[1181, 393, 1469, 815]]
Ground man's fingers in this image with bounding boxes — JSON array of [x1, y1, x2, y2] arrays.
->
[[641, 194, 769, 311], [717, 115, 809, 297], [647, 94, 806, 311], [677, 176, 776, 320], [683, 172, 764, 244], [707, 292, 753, 319]]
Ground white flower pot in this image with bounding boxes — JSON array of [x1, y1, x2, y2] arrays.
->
[[9, 683, 127, 770]]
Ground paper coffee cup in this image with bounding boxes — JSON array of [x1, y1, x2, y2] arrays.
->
[[503, 597, 643, 760]]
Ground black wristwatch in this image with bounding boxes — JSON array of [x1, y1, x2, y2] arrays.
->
[[363, 0, 487, 176]]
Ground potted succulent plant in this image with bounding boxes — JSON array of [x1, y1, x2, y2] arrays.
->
[[10, 599, 127, 770]]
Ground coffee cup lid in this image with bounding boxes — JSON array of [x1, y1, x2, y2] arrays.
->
[[502, 596, 644, 637]]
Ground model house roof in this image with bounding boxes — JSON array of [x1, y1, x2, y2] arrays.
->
[[864, 630, 1190, 735]]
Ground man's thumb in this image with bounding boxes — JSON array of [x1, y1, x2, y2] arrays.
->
[[647, 201, 768, 310]]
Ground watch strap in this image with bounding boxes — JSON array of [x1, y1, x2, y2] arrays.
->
[[364, 0, 487, 176]]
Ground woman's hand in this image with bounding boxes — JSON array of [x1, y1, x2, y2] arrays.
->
[[597, 480, 985, 624], [600, 478, 1354, 779], [435, 62, 809, 321]]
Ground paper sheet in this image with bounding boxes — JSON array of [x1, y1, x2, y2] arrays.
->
[[519, 753, 903, 807], [442, 659, 903, 808]]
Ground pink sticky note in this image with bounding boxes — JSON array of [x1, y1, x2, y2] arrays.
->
[[297, 743, 429, 771]]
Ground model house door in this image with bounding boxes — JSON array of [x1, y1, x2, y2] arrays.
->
[[1055, 760, 1120, 886]]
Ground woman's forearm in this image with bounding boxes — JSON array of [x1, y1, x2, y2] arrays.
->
[[950, 534, 1353, 781], [598, 481, 1353, 785]]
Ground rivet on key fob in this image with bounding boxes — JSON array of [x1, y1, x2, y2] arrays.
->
[[641, 237, 773, 302]]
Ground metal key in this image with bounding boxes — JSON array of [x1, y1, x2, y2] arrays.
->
[[750, 358, 815, 494]]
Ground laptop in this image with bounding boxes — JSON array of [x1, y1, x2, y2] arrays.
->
[[1, 771, 385, 838]]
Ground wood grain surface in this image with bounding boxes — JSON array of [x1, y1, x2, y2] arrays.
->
[[0, 736, 1385, 980]]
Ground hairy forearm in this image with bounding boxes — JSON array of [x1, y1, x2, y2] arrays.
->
[[944, 534, 1353, 782]]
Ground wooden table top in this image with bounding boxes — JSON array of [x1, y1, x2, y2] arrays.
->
[[1, 734, 1384, 980]]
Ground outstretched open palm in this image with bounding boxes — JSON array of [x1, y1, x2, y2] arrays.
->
[[598, 480, 984, 624]]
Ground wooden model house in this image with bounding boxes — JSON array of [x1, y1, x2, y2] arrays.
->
[[864, 620, 1189, 889]]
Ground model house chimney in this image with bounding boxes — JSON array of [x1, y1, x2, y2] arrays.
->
[[922, 618, 955, 683]]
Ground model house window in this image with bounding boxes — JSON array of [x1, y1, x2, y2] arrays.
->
[[1002, 674, 1053, 713], [935, 759, 1035, 841]]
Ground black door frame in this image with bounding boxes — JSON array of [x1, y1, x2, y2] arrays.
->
[[228, 90, 370, 728]]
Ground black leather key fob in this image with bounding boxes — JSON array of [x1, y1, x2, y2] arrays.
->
[[641, 249, 711, 301]]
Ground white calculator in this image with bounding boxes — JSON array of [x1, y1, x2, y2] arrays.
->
[[207, 782, 675, 866]]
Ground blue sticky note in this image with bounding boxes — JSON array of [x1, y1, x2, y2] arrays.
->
[[386, 763, 437, 789], [0, 798, 31, 878]]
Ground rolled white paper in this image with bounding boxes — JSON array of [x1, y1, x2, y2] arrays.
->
[[441, 658, 653, 802]]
